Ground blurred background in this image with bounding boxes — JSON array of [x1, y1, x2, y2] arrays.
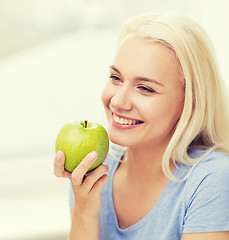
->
[[0, 0, 228, 239]]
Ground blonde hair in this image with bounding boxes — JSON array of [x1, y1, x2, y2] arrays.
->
[[118, 13, 229, 181]]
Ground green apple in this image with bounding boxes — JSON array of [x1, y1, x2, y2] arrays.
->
[[55, 120, 109, 172]]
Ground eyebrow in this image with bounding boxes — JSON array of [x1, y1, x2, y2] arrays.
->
[[109, 65, 164, 87]]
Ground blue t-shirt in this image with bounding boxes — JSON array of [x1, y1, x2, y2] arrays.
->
[[69, 143, 229, 239]]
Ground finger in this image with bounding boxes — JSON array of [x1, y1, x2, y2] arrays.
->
[[71, 151, 97, 186], [82, 164, 109, 193], [90, 174, 109, 195], [54, 150, 71, 179]]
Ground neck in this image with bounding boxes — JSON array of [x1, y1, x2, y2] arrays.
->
[[120, 144, 173, 186]]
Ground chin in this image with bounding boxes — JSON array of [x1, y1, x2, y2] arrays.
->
[[108, 132, 141, 149], [109, 134, 127, 147], [108, 129, 134, 147], [107, 120, 141, 148]]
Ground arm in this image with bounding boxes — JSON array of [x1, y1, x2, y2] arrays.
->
[[70, 210, 100, 240], [181, 231, 229, 240], [69, 210, 99, 240], [54, 150, 109, 240]]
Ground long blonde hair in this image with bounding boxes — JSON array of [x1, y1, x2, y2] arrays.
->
[[118, 13, 229, 181]]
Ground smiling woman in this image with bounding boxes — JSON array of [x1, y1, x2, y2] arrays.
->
[[54, 12, 229, 240]]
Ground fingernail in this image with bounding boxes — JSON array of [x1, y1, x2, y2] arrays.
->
[[56, 150, 62, 161], [88, 151, 97, 161], [105, 164, 110, 170]]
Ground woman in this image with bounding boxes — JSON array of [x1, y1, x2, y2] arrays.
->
[[54, 13, 229, 239]]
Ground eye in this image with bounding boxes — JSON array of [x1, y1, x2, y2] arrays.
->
[[109, 75, 122, 83], [137, 85, 155, 94]]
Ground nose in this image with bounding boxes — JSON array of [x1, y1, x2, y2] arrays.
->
[[110, 86, 132, 111]]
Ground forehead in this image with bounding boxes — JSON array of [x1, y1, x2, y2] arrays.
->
[[113, 35, 182, 85]]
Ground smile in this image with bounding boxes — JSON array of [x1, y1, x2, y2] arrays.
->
[[111, 113, 144, 130], [113, 114, 143, 125]]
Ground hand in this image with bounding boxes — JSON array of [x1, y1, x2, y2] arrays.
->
[[54, 150, 109, 219]]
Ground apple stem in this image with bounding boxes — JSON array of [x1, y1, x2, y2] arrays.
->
[[85, 120, 88, 128]]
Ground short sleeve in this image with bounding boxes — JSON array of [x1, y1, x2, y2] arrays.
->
[[183, 158, 229, 233]]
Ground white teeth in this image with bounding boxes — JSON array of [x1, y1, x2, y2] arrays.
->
[[113, 114, 140, 125]]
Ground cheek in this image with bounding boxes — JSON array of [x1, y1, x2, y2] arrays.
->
[[141, 96, 183, 125]]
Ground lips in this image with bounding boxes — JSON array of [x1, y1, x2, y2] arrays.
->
[[112, 113, 143, 125], [111, 112, 144, 130]]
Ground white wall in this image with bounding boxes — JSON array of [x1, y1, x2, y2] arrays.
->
[[0, 29, 117, 159]]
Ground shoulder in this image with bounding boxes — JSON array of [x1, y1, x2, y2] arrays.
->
[[187, 149, 229, 182], [184, 149, 229, 208]]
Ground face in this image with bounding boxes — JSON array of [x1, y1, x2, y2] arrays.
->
[[101, 35, 184, 150]]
